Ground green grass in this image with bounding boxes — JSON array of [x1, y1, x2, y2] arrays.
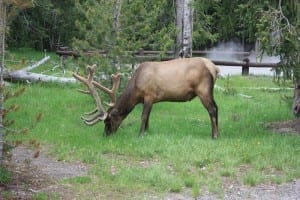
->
[[0, 167, 11, 184], [32, 192, 60, 200], [6, 48, 55, 69], [3, 51, 300, 199]]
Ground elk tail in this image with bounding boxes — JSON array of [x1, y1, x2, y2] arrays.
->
[[204, 58, 219, 83]]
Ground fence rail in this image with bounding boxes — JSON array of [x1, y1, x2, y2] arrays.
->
[[56, 48, 279, 75]]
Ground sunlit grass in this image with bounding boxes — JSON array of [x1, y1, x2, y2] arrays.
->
[[5, 71, 300, 198]]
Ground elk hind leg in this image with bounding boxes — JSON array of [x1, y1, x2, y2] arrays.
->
[[198, 93, 218, 139]]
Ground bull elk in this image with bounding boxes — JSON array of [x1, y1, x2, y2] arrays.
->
[[73, 57, 219, 138]]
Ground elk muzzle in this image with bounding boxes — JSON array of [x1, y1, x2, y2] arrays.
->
[[104, 112, 123, 136]]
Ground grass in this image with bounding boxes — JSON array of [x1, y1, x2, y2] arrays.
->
[[33, 192, 60, 200], [3, 49, 300, 199], [0, 167, 11, 184], [5, 48, 55, 69]]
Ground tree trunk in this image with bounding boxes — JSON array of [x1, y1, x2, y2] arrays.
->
[[113, 0, 121, 35], [292, 18, 300, 116], [112, 0, 121, 68], [0, 0, 6, 166], [175, 0, 193, 58], [175, 0, 183, 57], [293, 79, 300, 117], [182, 0, 193, 57]]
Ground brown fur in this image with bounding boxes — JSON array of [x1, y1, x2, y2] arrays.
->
[[104, 57, 219, 138]]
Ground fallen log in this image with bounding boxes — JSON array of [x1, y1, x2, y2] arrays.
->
[[4, 56, 76, 83], [56, 50, 80, 58], [4, 70, 76, 83], [22, 56, 50, 71]]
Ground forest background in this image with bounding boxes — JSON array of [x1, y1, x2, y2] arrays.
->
[[6, 1, 297, 61], [4, 0, 298, 86]]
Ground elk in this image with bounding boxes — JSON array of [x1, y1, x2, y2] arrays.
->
[[73, 57, 219, 138]]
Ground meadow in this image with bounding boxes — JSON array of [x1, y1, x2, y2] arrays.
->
[[3, 49, 300, 199]]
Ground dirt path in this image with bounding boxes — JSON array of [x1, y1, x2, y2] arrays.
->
[[1, 146, 88, 199], [195, 179, 300, 200], [266, 119, 300, 135]]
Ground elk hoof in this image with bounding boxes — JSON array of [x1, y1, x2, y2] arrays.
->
[[212, 134, 218, 139]]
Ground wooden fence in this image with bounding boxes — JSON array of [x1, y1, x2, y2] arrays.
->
[[56, 48, 279, 76]]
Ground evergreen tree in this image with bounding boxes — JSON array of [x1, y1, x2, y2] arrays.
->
[[73, 0, 177, 74], [0, 0, 33, 166], [255, 0, 299, 116], [8, 0, 78, 50]]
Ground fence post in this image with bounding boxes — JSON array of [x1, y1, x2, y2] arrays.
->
[[242, 58, 249, 76], [139, 48, 144, 56]]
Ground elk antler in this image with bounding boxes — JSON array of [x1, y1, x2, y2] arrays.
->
[[92, 73, 121, 107], [72, 64, 121, 125]]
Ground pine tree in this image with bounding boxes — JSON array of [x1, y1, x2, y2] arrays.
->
[[0, 0, 33, 165]]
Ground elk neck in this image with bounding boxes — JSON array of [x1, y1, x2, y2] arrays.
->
[[112, 78, 140, 119]]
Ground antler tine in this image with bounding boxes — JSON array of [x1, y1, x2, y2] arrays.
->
[[72, 65, 107, 124], [92, 73, 121, 107], [81, 114, 106, 126]]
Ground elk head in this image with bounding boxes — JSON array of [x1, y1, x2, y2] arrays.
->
[[72, 65, 121, 135]]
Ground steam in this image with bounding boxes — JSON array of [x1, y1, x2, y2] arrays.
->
[[206, 41, 244, 61], [205, 40, 280, 76], [206, 40, 280, 62]]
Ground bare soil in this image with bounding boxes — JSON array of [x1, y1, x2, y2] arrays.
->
[[1, 119, 299, 199], [266, 119, 300, 135], [1, 146, 88, 199]]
